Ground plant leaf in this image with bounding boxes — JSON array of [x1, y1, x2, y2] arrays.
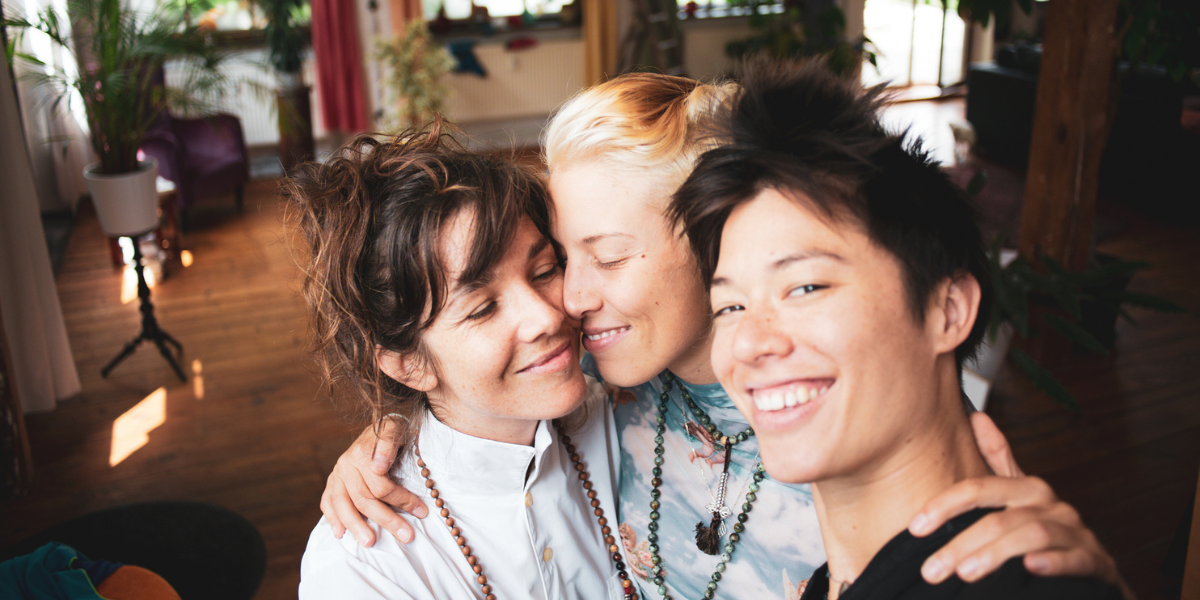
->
[[1102, 291, 1187, 313], [1042, 314, 1109, 354], [1009, 348, 1080, 411], [1081, 260, 1149, 287], [965, 168, 987, 199]]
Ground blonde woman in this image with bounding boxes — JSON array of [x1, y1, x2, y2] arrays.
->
[[319, 72, 1125, 600]]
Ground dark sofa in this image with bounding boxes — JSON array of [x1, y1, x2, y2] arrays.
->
[[966, 43, 1193, 203]]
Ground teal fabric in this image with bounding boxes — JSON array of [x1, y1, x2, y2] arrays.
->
[[0, 543, 113, 600], [583, 353, 826, 600]]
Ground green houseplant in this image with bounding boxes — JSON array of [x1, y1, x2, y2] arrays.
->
[[961, 171, 1185, 410], [5, 0, 228, 235], [724, 0, 877, 78], [254, 0, 313, 169], [376, 20, 455, 130]]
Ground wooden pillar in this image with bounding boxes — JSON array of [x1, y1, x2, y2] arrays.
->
[[1017, 0, 1120, 272], [584, 0, 619, 86]]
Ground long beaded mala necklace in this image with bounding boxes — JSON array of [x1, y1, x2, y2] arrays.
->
[[646, 371, 766, 600], [415, 422, 637, 600]]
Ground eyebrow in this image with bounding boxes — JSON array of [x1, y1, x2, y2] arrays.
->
[[581, 232, 636, 246], [711, 249, 845, 288], [448, 271, 495, 306], [529, 235, 552, 261]]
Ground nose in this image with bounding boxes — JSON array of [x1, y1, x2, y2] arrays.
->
[[731, 306, 794, 364], [517, 279, 567, 344], [562, 260, 602, 320]]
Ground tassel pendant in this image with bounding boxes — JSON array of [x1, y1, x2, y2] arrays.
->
[[695, 513, 723, 555], [695, 443, 735, 555]]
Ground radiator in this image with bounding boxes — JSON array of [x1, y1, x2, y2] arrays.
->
[[164, 49, 326, 148]]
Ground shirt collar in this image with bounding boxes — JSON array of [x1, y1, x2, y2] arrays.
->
[[415, 411, 554, 497], [798, 508, 998, 600]]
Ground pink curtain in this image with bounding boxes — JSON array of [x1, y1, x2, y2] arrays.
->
[[311, 0, 369, 132]]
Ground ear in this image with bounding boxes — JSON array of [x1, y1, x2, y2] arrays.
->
[[929, 272, 981, 355], [377, 347, 438, 392]]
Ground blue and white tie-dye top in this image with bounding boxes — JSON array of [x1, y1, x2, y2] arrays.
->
[[582, 353, 826, 600]]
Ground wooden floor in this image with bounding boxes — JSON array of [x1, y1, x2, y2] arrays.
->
[[1, 182, 353, 598], [3, 126, 1198, 600], [988, 192, 1200, 600]]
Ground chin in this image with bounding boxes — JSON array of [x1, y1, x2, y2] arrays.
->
[[593, 355, 660, 388], [759, 443, 826, 485], [546, 370, 591, 418]]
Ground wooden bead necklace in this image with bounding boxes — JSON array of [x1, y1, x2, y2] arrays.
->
[[414, 421, 637, 600], [648, 371, 764, 600]]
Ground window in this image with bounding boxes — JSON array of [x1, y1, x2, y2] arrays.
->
[[863, 0, 966, 87], [677, 0, 784, 19], [425, 0, 572, 20]]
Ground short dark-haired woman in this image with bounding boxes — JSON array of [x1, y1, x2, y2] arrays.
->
[[288, 123, 630, 599]]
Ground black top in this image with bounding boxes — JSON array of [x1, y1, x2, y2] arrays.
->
[[798, 509, 1122, 600]]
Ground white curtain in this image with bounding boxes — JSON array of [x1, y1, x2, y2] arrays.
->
[[14, 0, 93, 212], [1, 50, 83, 413]]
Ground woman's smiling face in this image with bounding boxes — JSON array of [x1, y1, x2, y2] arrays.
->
[[394, 212, 588, 445], [708, 188, 946, 485], [548, 162, 716, 387]]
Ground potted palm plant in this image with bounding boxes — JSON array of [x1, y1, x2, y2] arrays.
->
[[256, 0, 313, 170], [959, 171, 1185, 410], [5, 0, 228, 236]]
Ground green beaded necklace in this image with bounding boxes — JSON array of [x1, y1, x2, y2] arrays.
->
[[647, 371, 766, 600]]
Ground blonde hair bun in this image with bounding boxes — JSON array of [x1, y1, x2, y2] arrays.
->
[[544, 73, 740, 192]]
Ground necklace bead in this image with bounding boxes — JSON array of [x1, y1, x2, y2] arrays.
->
[[648, 371, 763, 600], [416, 424, 635, 600]]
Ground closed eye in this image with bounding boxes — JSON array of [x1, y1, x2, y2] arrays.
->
[[466, 301, 496, 320], [596, 257, 629, 269], [534, 263, 561, 281]]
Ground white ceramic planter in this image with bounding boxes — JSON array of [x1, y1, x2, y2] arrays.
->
[[84, 160, 159, 237], [962, 323, 1015, 411], [962, 249, 1019, 411]]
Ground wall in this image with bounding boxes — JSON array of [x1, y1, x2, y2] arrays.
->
[[442, 37, 586, 124], [681, 17, 755, 80], [189, 0, 909, 150]]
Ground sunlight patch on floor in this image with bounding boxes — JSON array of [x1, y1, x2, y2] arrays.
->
[[192, 359, 205, 400], [110, 387, 167, 467], [120, 263, 158, 305]]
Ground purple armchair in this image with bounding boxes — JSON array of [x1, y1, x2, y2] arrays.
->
[[140, 112, 250, 232]]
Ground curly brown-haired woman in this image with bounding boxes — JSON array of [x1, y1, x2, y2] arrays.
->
[[287, 121, 632, 599]]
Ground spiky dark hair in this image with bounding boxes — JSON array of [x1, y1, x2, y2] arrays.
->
[[671, 59, 991, 369]]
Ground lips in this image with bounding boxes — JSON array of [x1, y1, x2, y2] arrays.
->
[[518, 340, 575, 374], [581, 325, 630, 353]]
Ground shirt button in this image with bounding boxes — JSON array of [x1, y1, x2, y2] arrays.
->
[[543, 547, 553, 562], [525, 492, 533, 507]]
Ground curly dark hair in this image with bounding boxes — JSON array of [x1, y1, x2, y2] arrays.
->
[[282, 119, 552, 445]]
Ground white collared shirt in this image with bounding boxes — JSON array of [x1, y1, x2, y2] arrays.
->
[[300, 378, 627, 599]]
